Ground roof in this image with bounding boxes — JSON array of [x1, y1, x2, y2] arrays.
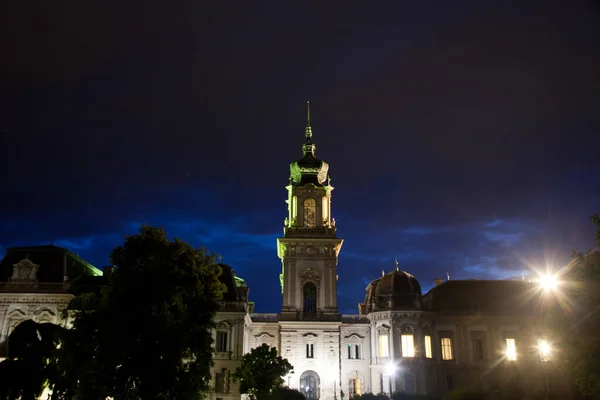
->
[[0, 245, 102, 283], [422, 279, 540, 316]]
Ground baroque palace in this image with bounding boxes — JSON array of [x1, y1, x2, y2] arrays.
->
[[0, 104, 571, 400]]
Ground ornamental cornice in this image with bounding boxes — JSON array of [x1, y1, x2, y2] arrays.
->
[[0, 295, 72, 305]]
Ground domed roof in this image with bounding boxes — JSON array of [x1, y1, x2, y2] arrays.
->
[[375, 270, 422, 297], [289, 101, 329, 187], [359, 268, 423, 315]]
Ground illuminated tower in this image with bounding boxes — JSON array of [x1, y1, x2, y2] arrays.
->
[[277, 102, 343, 320]]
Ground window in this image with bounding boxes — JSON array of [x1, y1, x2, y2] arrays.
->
[[303, 282, 317, 313], [216, 331, 228, 353], [473, 338, 485, 361], [300, 370, 320, 400], [215, 369, 228, 393], [505, 338, 517, 361], [306, 343, 314, 358], [378, 334, 389, 358], [424, 335, 433, 358], [401, 334, 415, 357], [441, 338, 453, 360], [348, 378, 361, 398], [446, 374, 454, 390], [348, 344, 361, 359], [401, 373, 416, 394], [303, 198, 316, 227]]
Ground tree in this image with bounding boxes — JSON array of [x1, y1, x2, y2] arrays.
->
[[232, 344, 293, 400], [268, 386, 305, 400], [554, 215, 600, 397], [70, 226, 226, 399], [0, 320, 67, 400]]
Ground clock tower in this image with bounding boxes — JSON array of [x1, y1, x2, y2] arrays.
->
[[277, 102, 343, 320]]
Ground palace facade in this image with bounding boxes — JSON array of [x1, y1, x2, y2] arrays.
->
[[0, 104, 571, 399]]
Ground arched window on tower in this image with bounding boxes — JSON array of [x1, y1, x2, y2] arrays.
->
[[303, 198, 316, 227], [303, 282, 317, 313]]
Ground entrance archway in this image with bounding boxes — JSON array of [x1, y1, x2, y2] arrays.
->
[[300, 370, 320, 400]]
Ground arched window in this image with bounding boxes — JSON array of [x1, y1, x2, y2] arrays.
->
[[303, 198, 316, 227], [303, 282, 317, 313], [300, 370, 320, 400]]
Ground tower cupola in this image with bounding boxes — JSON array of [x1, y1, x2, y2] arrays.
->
[[290, 101, 329, 186]]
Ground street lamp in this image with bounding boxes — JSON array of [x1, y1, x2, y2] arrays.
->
[[539, 274, 558, 291], [386, 362, 396, 395]]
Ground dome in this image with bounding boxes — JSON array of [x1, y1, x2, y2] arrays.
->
[[360, 270, 423, 314]]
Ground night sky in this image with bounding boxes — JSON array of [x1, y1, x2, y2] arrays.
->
[[1, 1, 599, 314]]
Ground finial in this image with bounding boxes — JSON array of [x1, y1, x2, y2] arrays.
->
[[305, 101, 312, 138], [394, 258, 399, 271], [447, 272, 451, 281], [381, 269, 385, 277]]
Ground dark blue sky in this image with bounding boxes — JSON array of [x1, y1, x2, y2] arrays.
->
[[1, 1, 599, 314]]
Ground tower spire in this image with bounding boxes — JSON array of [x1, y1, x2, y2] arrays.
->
[[305, 100, 312, 138]]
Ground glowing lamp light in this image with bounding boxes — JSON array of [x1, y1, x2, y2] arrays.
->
[[538, 339, 552, 361], [539, 274, 558, 291], [385, 362, 397, 375]]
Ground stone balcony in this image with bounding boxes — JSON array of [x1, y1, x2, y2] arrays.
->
[[283, 226, 337, 238], [0, 282, 69, 293], [218, 301, 248, 313]]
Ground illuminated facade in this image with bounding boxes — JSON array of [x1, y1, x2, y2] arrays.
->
[[231, 103, 572, 400], [0, 104, 573, 400]]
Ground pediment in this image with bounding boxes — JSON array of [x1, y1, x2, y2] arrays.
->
[[254, 332, 275, 339], [11, 259, 39, 282], [344, 333, 365, 340]]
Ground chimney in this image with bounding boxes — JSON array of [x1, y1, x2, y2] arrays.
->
[[434, 277, 443, 287]]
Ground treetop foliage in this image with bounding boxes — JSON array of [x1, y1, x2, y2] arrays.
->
[[232, 344, 293, 400]]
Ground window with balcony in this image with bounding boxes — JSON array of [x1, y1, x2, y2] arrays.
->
[[401, 334, 415, 357], [441, 337, 453, 360], [303, 198, 316, 227], [348, 344, 361, 359], [424, 335, 433, 358], [505, 338, 517, 361], [306, 343, 314, 358], [348, 378, 361, 398], [378, 333, 389, 358], [216, 331, 228, 353]]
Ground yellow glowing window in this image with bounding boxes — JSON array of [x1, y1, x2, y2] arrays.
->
[[401, 334, 415, 357], [441, 338, 453, 360], [505, 338, 517, 361], [424, 335, 432, 358], [303, 198, 316, 227], [378, 334, 389, 358], [349, 378, 361, 398]]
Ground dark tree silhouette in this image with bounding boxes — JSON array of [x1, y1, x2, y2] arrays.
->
[[70, 226, 226, 399], [0, 320, 67, 400]]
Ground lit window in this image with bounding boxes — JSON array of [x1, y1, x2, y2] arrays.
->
[[306, 343, 314, 358], [401, 334, 415, 357], [216, 331, 228, 353], [424, 335, 432, 358], [378, 334, 389, 358], [348, 344, 361, 359], [303, 198, 316, 227], [348, 378, 361, 398], [441, 338, 453, 360], [505, 338, 517, 361], [538, 339, 551, 362]]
